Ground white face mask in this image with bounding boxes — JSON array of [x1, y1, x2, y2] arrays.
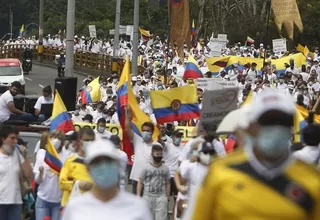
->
[[51, 138, 61, 149]]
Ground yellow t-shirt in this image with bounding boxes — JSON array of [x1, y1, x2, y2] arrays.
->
[[59, 155, 93, 207], [192, 150, 320, 220]]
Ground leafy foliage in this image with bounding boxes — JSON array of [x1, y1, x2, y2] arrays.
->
[[0, 0, 319, 48]]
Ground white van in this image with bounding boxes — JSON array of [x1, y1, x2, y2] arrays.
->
[[0, 58, 26, 94]]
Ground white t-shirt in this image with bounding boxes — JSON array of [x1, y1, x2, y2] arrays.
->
[[164, 143, 183, 177], [180, 160, 208, 220], [0, 149, 25, 204], [33, 149, 62, 203], [293, 146, 320, 164], [34, 95, 54, 111], [0, 90, 14, 122], [117, 149, 128, 190], [94, 129, 113, 140], [130, 134, 160, 181], [62, 191, 152, 220], [34, 140, 41, 154]]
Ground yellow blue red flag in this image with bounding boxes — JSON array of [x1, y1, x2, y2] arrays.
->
[[149, 86, 200, 124], [183, 55, 203, 79], [44, 138, 63, 174], [294, 108, 308, 143], [19, 25, 25, 38], [246, 36, 255, 44], [81, 77, 101, 104], [50, 90, 74, 133], [117, 56, 159, 163]]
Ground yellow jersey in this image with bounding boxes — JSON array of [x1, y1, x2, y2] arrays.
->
[[59, 155, 93, 207], [192, 150, 320, 220]]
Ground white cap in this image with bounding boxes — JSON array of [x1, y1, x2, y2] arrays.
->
[[247, 89, 295, 122], [216, 108, 250, 133], [85, 139, 119, 164], [132, 76, 137, 81]]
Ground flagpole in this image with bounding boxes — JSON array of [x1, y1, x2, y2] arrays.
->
[[263, 0, 272, 73], [165, 0, 172, 85]]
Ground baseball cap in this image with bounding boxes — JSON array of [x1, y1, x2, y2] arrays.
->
[[216, 108, 250, 134], [247, 89, 295, 123], [109, 135, 121, 146], [85, 139, 119, 164]]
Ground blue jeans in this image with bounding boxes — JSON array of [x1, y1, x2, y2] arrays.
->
[[9, 113, 36, 123], [35, 197, 60, 220], [0, 204, 22, 220], [38, 114, 48, 122]]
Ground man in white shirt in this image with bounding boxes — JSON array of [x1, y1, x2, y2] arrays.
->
[[245, 62, 258, 82], [164, 130, 183, 203], [0, 81, 35, 123], [109, 135, 128, 190], [62, 139, 152, 220], [94, 118, 113, 140], [34, 86, 54, 121], [125, 106, 161, 195], [293, 123, 320, 165]]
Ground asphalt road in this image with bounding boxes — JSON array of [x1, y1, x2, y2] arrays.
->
[[24, 64, 86, 95]]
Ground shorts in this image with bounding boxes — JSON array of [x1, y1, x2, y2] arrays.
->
[[170, 177, 178, 196]]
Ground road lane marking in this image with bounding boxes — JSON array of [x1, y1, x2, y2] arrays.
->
[[25, 77, 32, 81], [39, 84, 44, 88]]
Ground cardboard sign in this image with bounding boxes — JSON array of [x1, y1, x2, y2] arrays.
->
[[200, 88, 239, 126], [215, 80, 238, 88], [209, 38, 228, 57], [272, 38, 287, 54], [217, 34, 228, 41], [88, 25, 97, 38], [196, 78, 224, 91]]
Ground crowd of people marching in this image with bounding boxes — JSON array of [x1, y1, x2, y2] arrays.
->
[[1, 32, 320, 220]]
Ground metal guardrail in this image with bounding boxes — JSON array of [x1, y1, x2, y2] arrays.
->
[[0, 45, 125, 74]]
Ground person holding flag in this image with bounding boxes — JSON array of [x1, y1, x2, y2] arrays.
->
[[33, 131, 64, 220], [59, 127, 95, 208]]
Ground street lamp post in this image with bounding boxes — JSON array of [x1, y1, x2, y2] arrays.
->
[[39, 0, 44, 62], [65, 0, 75, 77], [131, 0, 139, 76], [112, 0, 121, 74]]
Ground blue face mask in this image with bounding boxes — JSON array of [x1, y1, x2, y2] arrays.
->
[[89, 161, 119, 188], [141, 131, 152, 142], [245, 126, 291, 158], [173, 138, 181, 146]]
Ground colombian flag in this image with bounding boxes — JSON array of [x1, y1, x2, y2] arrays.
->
[[19, 25, 25, 38], [50, 90, 74, 133], [191, 19, 197, 48], [117, 56, 159, 163], [183, 55, 203, 79], [296, 104, 320, 122], [296, 44, 305, 53], [44, 138, 63, 174], [293, 108, 308, 143], [225, 134, 237, 153], [246, 36, 255, 44], [139, 27, 152, 41], [150, 86, 200, 124], [212, 57, 230, 68], [81, 77, 101, 104]]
